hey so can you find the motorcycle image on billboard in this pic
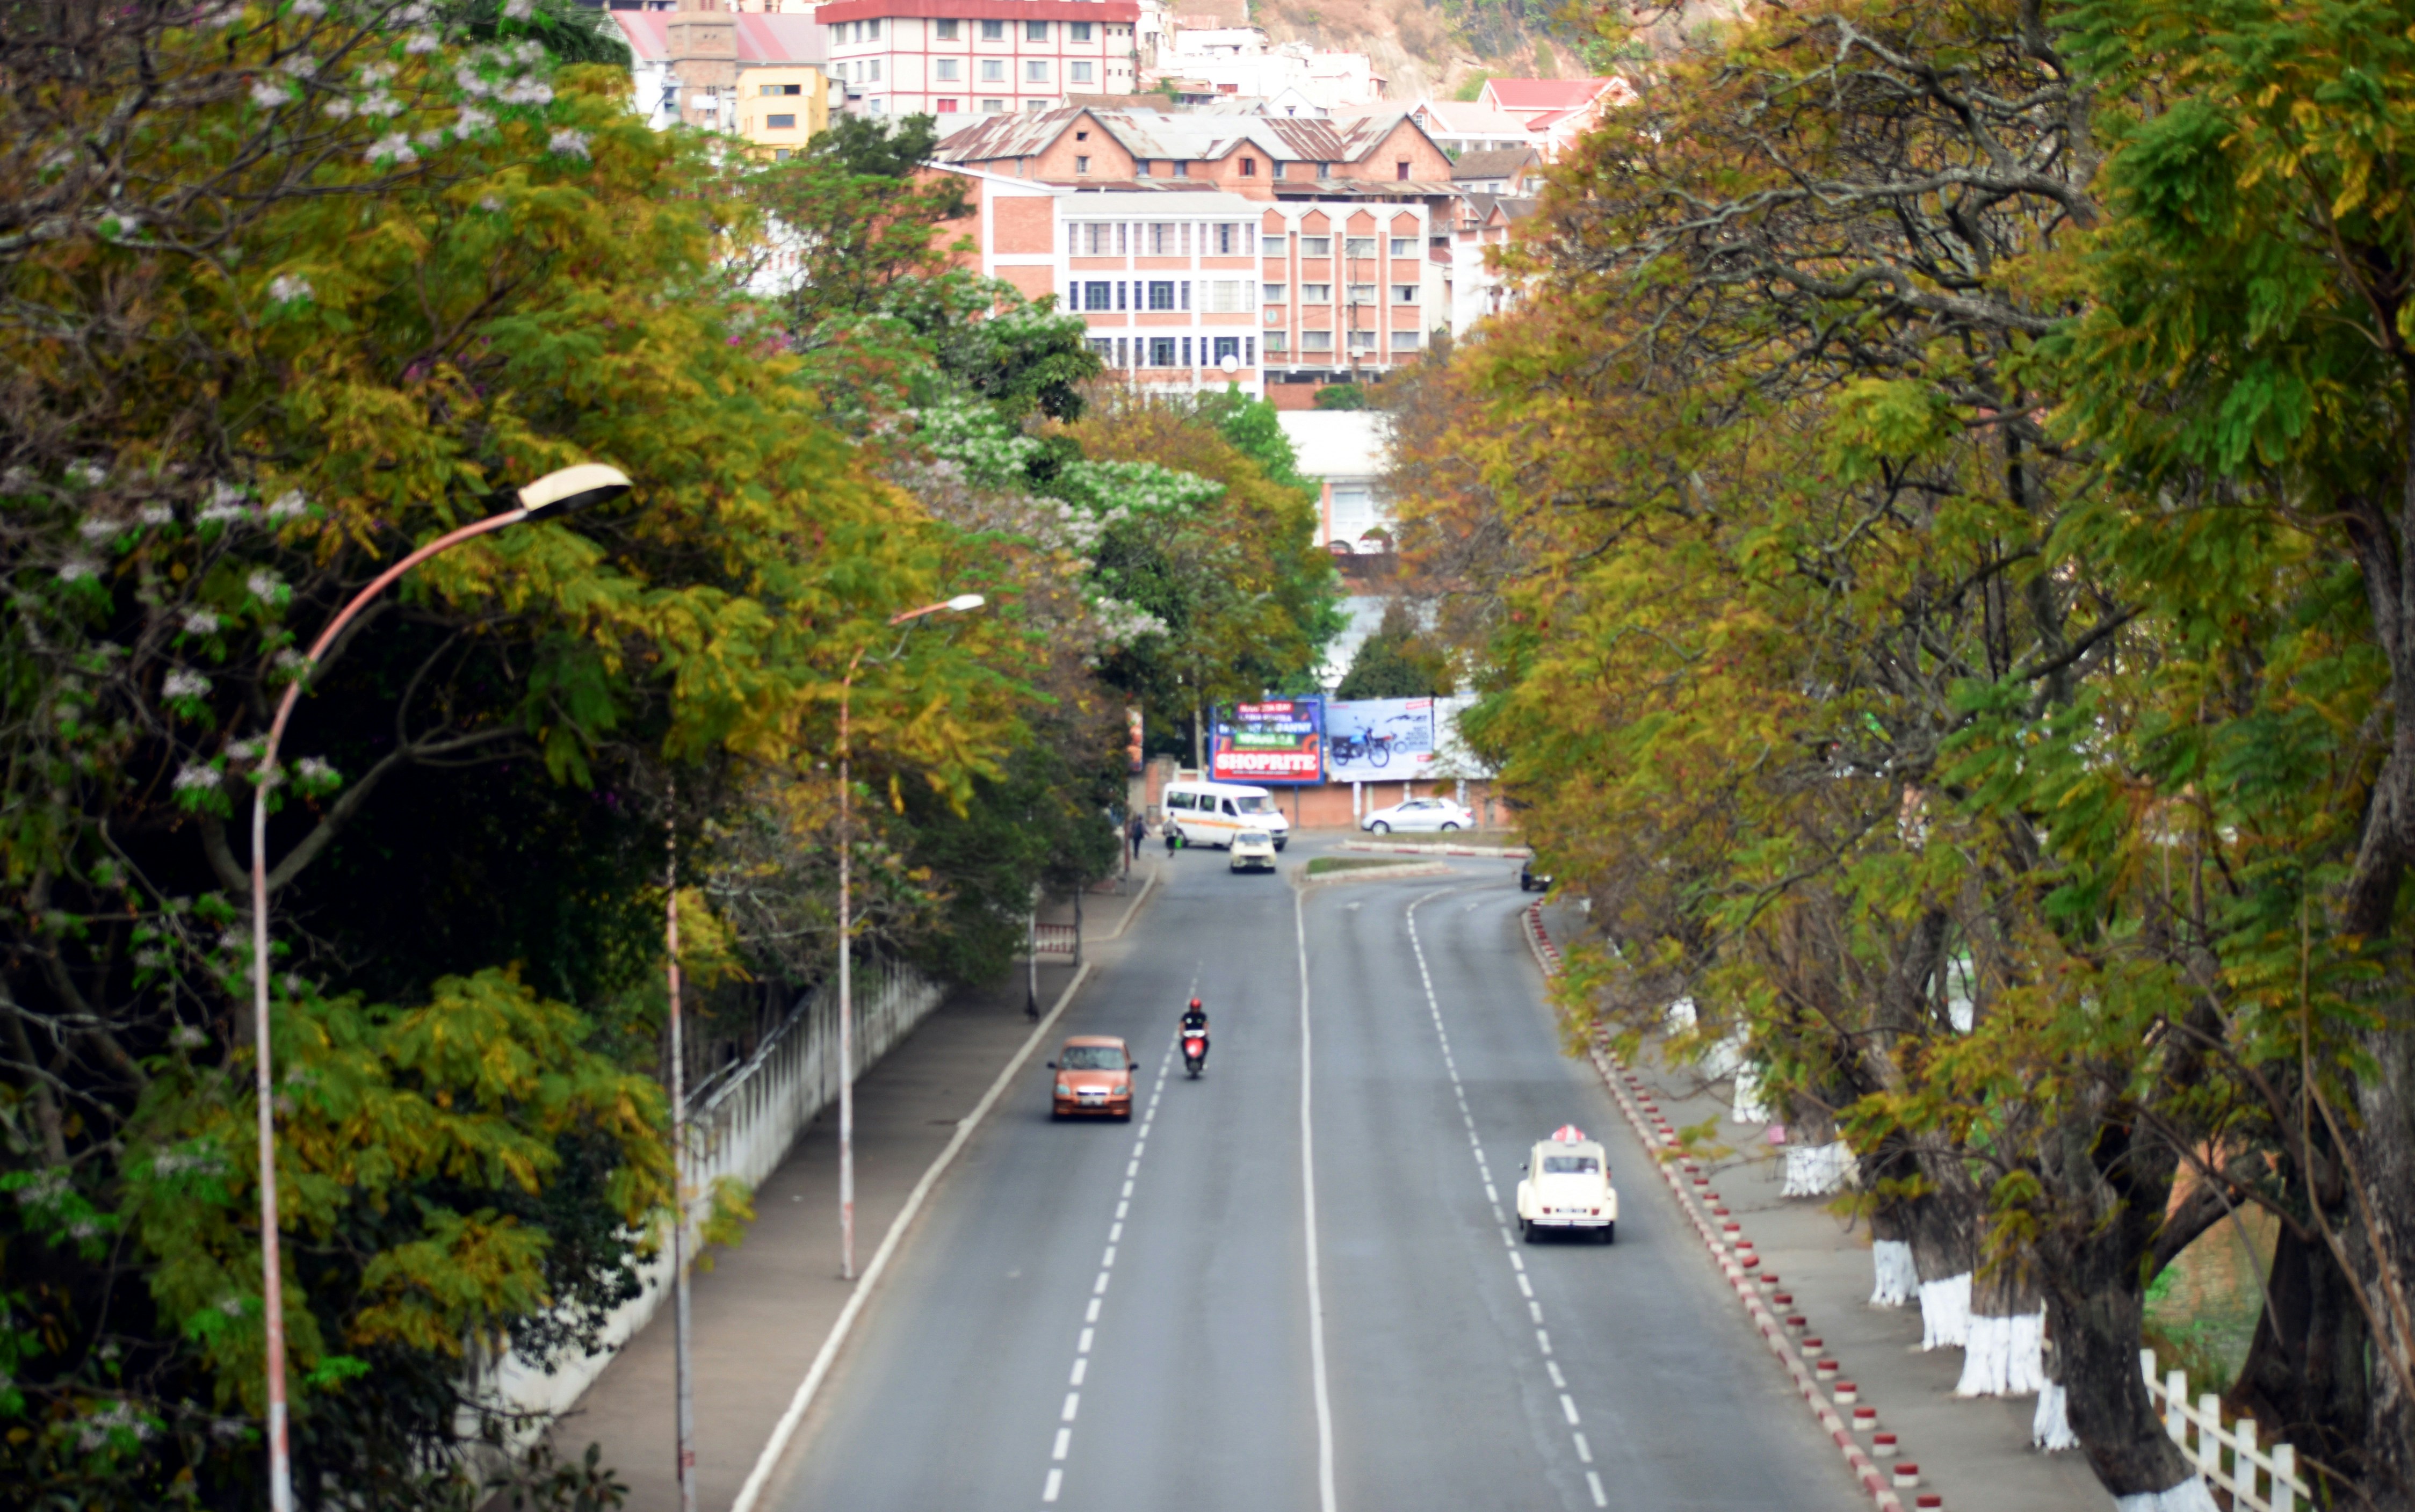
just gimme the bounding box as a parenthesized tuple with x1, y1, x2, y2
(1210, 699, 1324, 785)
(1324, 697, 1437, 782)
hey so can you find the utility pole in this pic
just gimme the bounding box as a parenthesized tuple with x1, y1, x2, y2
(664, 798, 697, 1512)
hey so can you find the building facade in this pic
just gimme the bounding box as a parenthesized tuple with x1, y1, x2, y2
(613, 5, 828, 143)
(819, 0, 1144, 119)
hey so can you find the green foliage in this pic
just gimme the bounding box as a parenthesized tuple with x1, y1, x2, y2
(1313, 382, 1370, 410)
(1336, 603, 1455, 699)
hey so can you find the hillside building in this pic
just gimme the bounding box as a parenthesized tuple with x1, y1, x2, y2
(814, 0, 1145, 118)
(612, 5, 829, 144)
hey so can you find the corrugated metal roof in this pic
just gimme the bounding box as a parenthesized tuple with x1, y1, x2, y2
(611, 12, 827, 66)
(1482, 77, 1615, 112)
(934, 106, 1420, 167)
(1450, 147, 1539, 180)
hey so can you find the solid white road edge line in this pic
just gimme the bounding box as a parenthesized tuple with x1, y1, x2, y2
(1296, 885, 1341, 1512)
(728, 960, 1098, 1512)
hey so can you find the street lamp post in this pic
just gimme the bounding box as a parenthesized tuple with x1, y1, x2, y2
(249, 465, 631, 1512)
(835, 592, 984, 1281)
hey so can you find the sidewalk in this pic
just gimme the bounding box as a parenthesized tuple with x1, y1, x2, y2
(550, 858, 1161, 1512)
(1535, 903, 2105, 1512)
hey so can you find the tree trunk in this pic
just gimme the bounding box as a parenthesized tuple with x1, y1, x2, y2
(1957, 1249, 2046, 1397)
(1868, 1197, 1918, 1307)
(2234, 1219, 2370, 1479)
(1904, 1149, 1982, 1350)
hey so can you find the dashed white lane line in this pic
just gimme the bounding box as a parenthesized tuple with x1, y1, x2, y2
(1406, 887, 1602, 1510)
(1044, 1041, 1176, 1505)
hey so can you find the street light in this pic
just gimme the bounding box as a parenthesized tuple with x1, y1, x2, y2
(835, 593, 985, 1280)
(248, 465, 631, 1512)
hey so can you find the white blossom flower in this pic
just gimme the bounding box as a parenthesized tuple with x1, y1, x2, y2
(79, 517, 119, 543)
(163, 670, 211, 700)
(245, 570, 286, 601)
(2, 466, 33, 491)
(396, 1, 431, 20)
(478, 193, 505, 213)
(139, 950, 171, 971)
(367, 132, 417, 166)
(360, 62, 395, 85)
(455, 105, 494, 135)
(59, 556, 100, 583)
(361, 91, 403, 119)
(290, 0, 327, 14)
(454, 65, 494, 98)
(183, 609, 221, 634)
(66, 460, 106, 488)
(266, 490, 308, 519)
(251, 81, 293, 108)
(403, 30, 439, 53)
(274, 648, 309, 675)
(502, 0, 534, 17)
(172, 764, 222, 793)
(216, 1296, 244, 1318)
(501, 79, 555, 106)
(295, 757, 339, 786)
(140, 504, 173, 525)
(226, 739, 262, 762)
(279, 53, 317, 77)
(547, 128, 590, 159)
(267, 273, 312, 303)
(513, 40, 546, 63)
(323, 97, 354, 119)
(415, 128, 446, 149)
(200, 1, 243, 26)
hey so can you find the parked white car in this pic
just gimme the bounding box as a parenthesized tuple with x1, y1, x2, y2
(1516, 1125, 1617, 1243)
(1229, 829, 1278, 873)
(1358, 797, 1475, 834)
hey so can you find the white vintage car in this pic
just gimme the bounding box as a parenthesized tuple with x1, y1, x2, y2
(1516, 1125, 1617, 1243)
(1228, 829, 1279, 873)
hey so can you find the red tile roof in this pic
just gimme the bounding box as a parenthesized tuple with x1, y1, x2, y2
(611, 12, 828, 66)
(1480, 77, 1615, 112)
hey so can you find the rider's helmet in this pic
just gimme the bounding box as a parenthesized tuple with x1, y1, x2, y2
(1188, 997, 1202, 1011)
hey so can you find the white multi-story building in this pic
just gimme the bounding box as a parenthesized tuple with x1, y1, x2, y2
(820, 1, 1144, 118)
(1160, 26, 1383, 112)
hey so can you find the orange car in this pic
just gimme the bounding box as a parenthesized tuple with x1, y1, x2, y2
(1049, 1036, 1137, 1120)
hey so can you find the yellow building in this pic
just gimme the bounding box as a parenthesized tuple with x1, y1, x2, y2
(736, 64, 830, 160)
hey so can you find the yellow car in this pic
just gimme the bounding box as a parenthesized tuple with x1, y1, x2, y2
(1228, 829, 1279, 873)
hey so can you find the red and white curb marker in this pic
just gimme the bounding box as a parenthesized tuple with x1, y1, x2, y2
(1522, 901, 1914, 1512)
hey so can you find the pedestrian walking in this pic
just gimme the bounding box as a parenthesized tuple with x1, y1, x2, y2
(1165, 820, 1180, 856)
(1127, 813, 1146, 861)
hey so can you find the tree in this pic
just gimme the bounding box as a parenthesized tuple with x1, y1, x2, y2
(1336, 603, 1454, 699)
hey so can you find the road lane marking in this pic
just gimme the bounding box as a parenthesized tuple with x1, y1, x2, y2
(1043, 1468, 1062, 1503)
(1070, 1358, 1087, 1386)
(1062, 1393, 1080, 1421)
(1093, 1272, 1110, 1294)
(1109, 1222, 1122, 1242)
(1560, 1394, 1581, 1426)
(1053, 1428, 1071, 1460)
(1085, 1297, 1100, 1322)
(1102, 1246, 1116, 1267)
(1405, 888, 1606, 1510)
(1295, 885, 1341, 1512)
(732, 961, 1097, 1512)
(1078, 1327, 1093, 1354)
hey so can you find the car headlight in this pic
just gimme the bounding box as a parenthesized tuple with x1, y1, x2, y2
(1057, 1082, 1073, 1096)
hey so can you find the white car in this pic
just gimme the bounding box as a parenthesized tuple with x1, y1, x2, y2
(1516, 1125, 1617, 1243)
(1358, 797, 1475, 834)
(1229, 829, 1278, 873)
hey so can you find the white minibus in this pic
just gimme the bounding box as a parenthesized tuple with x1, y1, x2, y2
(1162, 780, 1291, 850)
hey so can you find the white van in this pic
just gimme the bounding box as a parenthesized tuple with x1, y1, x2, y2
(1163, 780, 1291, 850)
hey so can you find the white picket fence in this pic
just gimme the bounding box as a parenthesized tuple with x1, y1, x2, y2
(478, 959, 946, 1427)
(2140, 1348, 2311, 1512)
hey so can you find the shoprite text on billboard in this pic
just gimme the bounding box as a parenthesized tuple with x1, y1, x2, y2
(1210, 699, 1324, 784)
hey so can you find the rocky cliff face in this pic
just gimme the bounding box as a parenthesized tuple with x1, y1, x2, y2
(1245, 0, 1575, 104)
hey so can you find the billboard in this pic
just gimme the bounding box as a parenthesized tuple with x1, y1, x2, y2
(1210, 698, 1324, 785)
(1325, 697, 1437, 781)
(1327, 696, 1495, 782)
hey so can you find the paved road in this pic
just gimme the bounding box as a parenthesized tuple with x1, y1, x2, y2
(767, 847, 1863, 1511)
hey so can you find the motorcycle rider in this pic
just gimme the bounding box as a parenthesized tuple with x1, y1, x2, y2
(1180, 997, 1210, 1065)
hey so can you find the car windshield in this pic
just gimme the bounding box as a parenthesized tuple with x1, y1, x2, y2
(1061, 1046, 1126, 1070)
(1237, 831, 1271, 844)
(1542, 1154, 1601, 1175)
(1232, 794, 1276, 814)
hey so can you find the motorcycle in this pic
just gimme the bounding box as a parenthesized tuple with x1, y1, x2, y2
(1182, 1030, 1209, 1077)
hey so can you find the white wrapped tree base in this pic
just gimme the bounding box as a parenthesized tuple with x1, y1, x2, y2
(2113, 1477, 2219, 1512)
(1955, 1308, 2046, 1395)
(1782, 1141, 1852, 1197)
(1732, 1060, 1771, 1123)
(2031, 1380, 2079, 1451)
(1919, 1271, 1973, 1350)
(1870, 1240, 1917, 1306)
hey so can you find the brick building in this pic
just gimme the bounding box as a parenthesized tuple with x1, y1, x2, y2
(819, 0, 1145, 119)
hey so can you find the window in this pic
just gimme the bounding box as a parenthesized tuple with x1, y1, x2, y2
(1272, 161, 1287, 179)
(1172, 161, 1189, 177)
(1182, 336, 1194, 366)
(1392, 330, 1422, 350)
(936, 18, 959, 39)
(936, 97, 959, 112)
(1024, 97, 1045, 113)
(1393, 285, 1419, 303)
(850, 20, 862, 41)
(1146, 222, 1175, 254)
(760, 83, 800, 96)
(1349, 330, 1377, 349)
(1076, 129, 1089, 140)
(1316, 161, 1331, 178)
(1344, 237, 1375, 258)
(1026, 19, 1049, 40)
(981, 18, 1003, 39)
(1147, 281, 1175, 310)
(1265, 330, 1288, 353)
(982, 98, 1006, 112)
(1396, 160, 1411, 180)
(1083, 280, 1112, 307)
(936, 58, 959, 79)
(980, 59, 1004, 81)
(765, 113, 796, 129)
(1134, 160, 1150, 177)
(1347, 284, 1375, 304)
(1205, 280, 1249, 312)
(1075, 155, 1090, 173)
(866, 60, 880, 82)
(1024, 59, 1049, 82)
(773, 148, 792, 161)
(1390, 237, 1414, 256)
(1300, 283, 1331, 303)
(1149, 337, 1177, 366)
(1212, 335, 1241, 364)
(1072, 61, 1093, 83)
(1299, 235, 1331, 256)
(1263, 283, 1287, 303)
(1239, 157, 1256, 177)
(1071, 20, 1093, 40)
(1211, 222, 1240, 255)
(1302, 330, 1333, 352)
(1262, 235, 1286, 256)
(1088, 338, 1112, 359)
